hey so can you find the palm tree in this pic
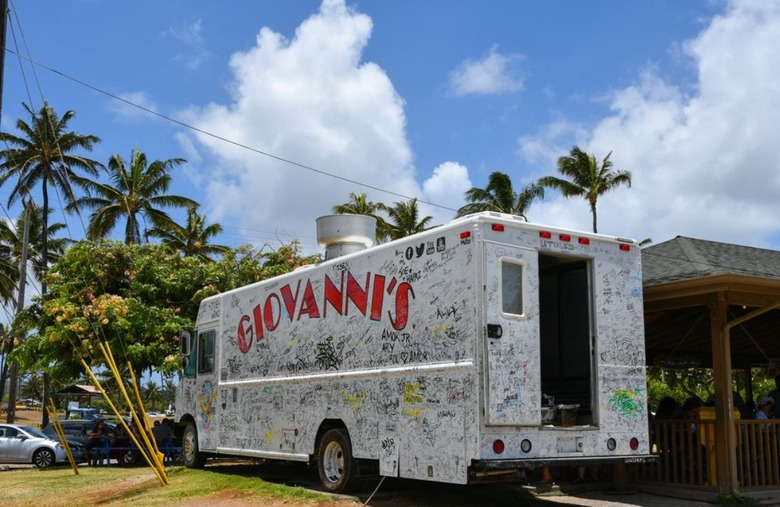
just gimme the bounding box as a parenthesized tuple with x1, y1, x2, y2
(377, 198, 433, 240)
(0, 102, 102, 291)
(0, 103, 101, 429)
(456, 171, 544, 219)
(0, 202, 71, 283)
(143, 379, 164, 412)
(538, 146, 632, 233)
(332, 192, 388, 242)
(0, 232, 16, 303)
(68, 148, 196, 244)
(148, 204, 228, 261)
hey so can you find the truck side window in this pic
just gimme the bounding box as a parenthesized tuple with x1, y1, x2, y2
(501, 260, 524, 316)
(198, 330, 216, 374)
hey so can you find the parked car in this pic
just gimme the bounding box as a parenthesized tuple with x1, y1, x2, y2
(0, 423, 83, 468)
(43, 418, 134, 465)
(42, 418, 110, 447)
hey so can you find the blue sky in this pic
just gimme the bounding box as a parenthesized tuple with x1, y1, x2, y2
(2, 0, 779, 255)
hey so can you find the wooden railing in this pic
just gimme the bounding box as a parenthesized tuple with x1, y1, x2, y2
(631, 419, 780, 491)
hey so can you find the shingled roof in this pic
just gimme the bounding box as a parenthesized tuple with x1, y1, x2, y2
(642, 236, 780, 287)
(642, 235, 780, 369)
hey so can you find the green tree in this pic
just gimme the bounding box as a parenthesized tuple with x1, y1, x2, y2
(538, 146, 632, 233)
(332, 192, 388, 242)
(456, 171, 544, 219)
(68, 148, 196, 244)
(148, 204, 228, 262)
(0, 102, 102, 291)
(13, 240, 320, 383)
(377, 198, 433, 240)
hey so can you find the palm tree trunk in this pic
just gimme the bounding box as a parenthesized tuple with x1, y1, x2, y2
(591, 202, 598, 233)
(41, 183, 51, 428)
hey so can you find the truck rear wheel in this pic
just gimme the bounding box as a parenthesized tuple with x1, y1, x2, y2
(182, 420, 206, 468)
(317, 428, 356, 493)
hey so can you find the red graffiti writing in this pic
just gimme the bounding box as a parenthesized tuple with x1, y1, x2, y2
(236, 271, 414, 353)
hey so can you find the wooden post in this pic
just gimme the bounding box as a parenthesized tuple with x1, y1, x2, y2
(710, 293, 738, 495)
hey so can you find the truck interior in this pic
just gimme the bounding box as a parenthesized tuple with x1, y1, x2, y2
(538, 253, 594, 426)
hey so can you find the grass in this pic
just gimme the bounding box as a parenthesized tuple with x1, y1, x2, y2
(0, 464, 355, 507)
(2, 410, 355, 505)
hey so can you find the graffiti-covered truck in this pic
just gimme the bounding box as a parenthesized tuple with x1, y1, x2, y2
(175, 212, 652, 492)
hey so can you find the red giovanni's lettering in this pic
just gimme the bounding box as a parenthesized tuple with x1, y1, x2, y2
(236, 271, 414, 354)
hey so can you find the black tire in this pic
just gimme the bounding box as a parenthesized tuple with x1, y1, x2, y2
(181, 420, 206, 468)
(33, 448, 55, 469)
(317, 428, 356, 493)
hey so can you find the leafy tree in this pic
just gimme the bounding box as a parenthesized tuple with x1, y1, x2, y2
(13, 240, 320, 383)
(148, 204, 228, 262)
(0, 102, 102, 291)
(68, 148, 196, 244)
(456, 171, 544, 219)
(332, 192, 388, 242)
(538, 146, 631, 233)
(377, 198, 433, 240)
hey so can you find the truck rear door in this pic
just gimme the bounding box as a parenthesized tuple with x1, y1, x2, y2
(483, 241, 541, 426)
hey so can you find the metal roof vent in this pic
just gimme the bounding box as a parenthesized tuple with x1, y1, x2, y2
(316, 214, 376, 260)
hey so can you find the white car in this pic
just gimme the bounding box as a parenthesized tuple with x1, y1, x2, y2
(0, 423, 75, 468)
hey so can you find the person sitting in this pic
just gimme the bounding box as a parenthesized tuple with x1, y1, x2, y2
(756, 396, 774, 421)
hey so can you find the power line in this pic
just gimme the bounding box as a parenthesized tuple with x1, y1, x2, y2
(1, 47, 459, 215)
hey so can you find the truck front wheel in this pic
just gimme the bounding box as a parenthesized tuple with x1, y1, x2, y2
(317, 428, 356, 493)
(182, 420, 206, 468)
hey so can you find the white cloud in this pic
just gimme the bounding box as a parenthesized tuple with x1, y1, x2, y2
(448, 45, 525, 96)
(164, 19, 208, 70)
(181, 0, 427, 250)
(520, 0, 780, 248)
(420, 161, 472, 225)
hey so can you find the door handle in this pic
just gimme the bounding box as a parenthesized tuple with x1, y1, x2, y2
(487, 324, 503, 339)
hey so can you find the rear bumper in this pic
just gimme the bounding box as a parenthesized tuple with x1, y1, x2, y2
(471, 454, 657, 472)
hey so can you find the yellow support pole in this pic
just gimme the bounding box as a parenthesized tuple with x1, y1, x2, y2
(100, 342, 167, 481)
(128, 361, 166, 472)
(45, 402, 79, 475)
(81, 357, 167, 486)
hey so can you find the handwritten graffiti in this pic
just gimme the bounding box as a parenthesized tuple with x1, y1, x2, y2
(436, 304, 458, 320)
(381, 437, 396, 457)
(285, 355, 309, 373)
(608, 388, 642, 418)
(600, 337, 645, 366)
(314, 336, 344, 370)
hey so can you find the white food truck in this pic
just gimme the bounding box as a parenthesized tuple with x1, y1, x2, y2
(175, 212, 651, 492)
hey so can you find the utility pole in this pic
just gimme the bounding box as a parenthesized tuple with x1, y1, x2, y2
(6, 204, 30, 424)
